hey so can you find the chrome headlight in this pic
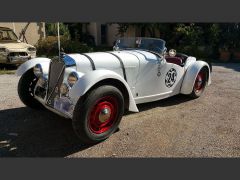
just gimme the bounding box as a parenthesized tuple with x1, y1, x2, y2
(33, 64, 43, 77)
(37, 76, 47, 88)
(67, 72, 79, 87)
(0, 48, 6, 53)
(60, 83, 69, 96)
(28, 47, 36, 51)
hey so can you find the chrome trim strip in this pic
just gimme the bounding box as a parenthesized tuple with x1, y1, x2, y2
(105, 52, 127, 81)
(81, 53, 96, 70)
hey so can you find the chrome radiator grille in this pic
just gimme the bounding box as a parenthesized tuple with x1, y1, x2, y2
(8, 52, 28, 57)
(46, 58, 65, 107)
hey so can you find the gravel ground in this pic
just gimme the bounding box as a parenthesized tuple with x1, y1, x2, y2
(0, 63, 239, 157)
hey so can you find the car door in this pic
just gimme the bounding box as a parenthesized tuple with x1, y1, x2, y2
(134, 53, 184, 104)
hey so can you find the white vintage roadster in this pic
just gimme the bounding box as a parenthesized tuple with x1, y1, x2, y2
(16, 37, 211, 144)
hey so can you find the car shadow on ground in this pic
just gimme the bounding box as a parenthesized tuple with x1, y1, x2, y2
(0, 64, 18, 70)
(125, 94, 193, 116)
(0, 94, 192, 157)
(0, 107, 92, 157)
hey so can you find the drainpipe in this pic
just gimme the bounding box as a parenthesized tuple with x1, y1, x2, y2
(12, 22, 16, 33)
(43, 22, 46, 39)
(57, 22, 61, 59)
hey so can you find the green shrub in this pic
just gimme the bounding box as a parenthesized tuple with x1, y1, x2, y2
(176, 45, 212, 59)
(93, 45, 113, 52)
(36, 36, 93, 57)
(45, 23, 70, 38)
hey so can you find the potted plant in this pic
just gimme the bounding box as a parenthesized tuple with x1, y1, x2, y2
(232, 47, 240, 60)
(219, 46, 231, 62)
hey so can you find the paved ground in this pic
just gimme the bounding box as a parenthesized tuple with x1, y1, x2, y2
(0, 63, 239, 157)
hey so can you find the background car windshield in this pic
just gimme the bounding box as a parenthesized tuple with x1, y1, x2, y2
(0, 30, 18, 41)
(115, 37, 166, 54)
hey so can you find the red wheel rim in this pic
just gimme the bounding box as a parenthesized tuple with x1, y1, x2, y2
(88, 96, 118, 134)
(194, 71, 205, 92)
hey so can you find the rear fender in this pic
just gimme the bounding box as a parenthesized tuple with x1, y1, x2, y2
(181, 60, 211, 94)
(69, 69, 139, 112)
(16, 58, 51, 76)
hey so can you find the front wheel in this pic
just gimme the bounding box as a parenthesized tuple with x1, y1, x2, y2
(18, 69, 43, 109)
(190, 69, 208, 98)
(72, 85, 124, 144)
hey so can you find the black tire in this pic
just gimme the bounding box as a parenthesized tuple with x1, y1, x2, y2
(72, 85, 124, 144)
(190, 68, 208, 98)
(18, 69, 43, 109)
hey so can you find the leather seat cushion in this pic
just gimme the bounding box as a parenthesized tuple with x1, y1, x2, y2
(165, 56, 182, 66)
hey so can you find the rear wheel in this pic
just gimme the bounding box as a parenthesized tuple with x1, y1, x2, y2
(190, 69, 208, 98)
(18, 69, 43, 109)
(72, 85, 124, 144)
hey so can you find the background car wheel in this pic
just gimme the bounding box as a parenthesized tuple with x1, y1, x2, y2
(190, 68, 208, 98)
(72, 85, 124, 144)
(18, 69, 43, 109)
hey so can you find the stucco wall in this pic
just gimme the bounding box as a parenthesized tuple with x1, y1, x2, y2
(107, 24, 120, 46)
(0, 22, 45, 46)
(124, 26, 137, 37)
(87, 22, 102, 46)
(87, 23, 138, 46)
(88, 23, 121, 46)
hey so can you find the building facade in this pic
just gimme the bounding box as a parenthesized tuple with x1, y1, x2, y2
(87, 23, 160, 46)
(0, 22, 46, 46)
(87, 23, 120, 46)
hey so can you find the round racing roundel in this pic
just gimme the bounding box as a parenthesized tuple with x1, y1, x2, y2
(165, 68, 177, 88)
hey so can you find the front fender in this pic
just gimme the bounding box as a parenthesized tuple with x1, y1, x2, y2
(69, 69, 139, 112)
(181, 60, 211, 94)
(16, 57, 51, 76)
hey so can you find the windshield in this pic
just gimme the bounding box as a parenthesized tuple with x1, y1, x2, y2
(0, 30, 18, 42)
(115, 37, 166, 54)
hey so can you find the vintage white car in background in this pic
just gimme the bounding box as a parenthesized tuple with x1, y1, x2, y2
(16, 37, 211, 144)
(0, 27, 36, 65)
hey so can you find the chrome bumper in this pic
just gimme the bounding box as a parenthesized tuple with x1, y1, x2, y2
(0, 52, 36, 64)
(34, 77, 75, 119)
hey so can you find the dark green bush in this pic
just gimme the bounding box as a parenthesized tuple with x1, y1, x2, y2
(36, 36, 93, 57)
(176, 45, 213, 60)
(93, 45, 113, 52)
(45, 23, 70, 38)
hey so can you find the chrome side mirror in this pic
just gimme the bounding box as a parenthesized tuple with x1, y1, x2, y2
(113, 46, 119, 51)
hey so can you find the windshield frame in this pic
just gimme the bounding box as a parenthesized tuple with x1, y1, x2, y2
(0, 29, 19, 42)
(114, 37, 167, 55)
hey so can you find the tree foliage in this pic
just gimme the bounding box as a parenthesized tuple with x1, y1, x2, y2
(115, 23, 240, 58)
(44, 22, 240, 59)
(45, 23, 70, 38)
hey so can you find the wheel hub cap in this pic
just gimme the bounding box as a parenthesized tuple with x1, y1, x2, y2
(99, 107, 111, 123)
(194, 72, 205, 91)
(196, 77, 202, 89)
(88, 96, 118, 134)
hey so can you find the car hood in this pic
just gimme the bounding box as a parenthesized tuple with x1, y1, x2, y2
(0, 42, 34, 50)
